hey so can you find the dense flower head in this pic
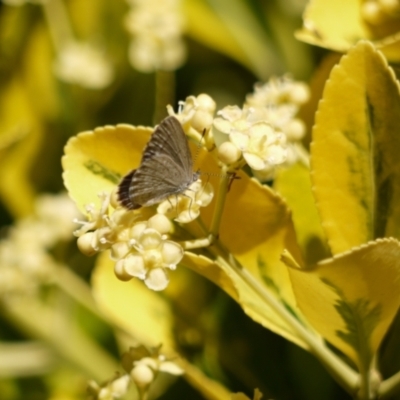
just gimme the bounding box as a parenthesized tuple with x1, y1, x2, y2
(0, 193, 80, 299)
(246, 75, 310, 108)
(244, 76, 309, 144)
(212, 106, 288, 178)
(230, 122, 287, 173)
(125, 0, 186, 72)
(211, 76, 309, 180)
(74, 179, 213, 291)
(53, 42, 114, 89)
(114, 219, 183, 291)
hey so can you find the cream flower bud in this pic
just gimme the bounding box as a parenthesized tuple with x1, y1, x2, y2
(147, 214, 172, 234)
(218, 141, 242, 164)
(284, 119, 305, 141)
(289, 82, 310, 105)
(191, 110, 214, 133)
(362, 1, 386, 24)
(114, 259, 133, 281)
(196, 93, 216, 113)
(131, 364, 154, 388)
(77, 232, 97, 256)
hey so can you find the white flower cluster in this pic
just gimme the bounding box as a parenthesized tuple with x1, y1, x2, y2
(168, 76, 310, 181)
(88, 345, 183, 400)
(53, 42, 114, 89)
(75, 178, 213, 291)
(213, 106, 287, 181)
(125, 0, 186, 72)
(0, 193, 79, 299)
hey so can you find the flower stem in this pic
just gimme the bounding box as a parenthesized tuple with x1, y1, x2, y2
(209, 167, 230, 238)
(53, 265, 102, 317)
(2, 297, 118, 380)
(42, 0, 74, 52)
(153, 70, 175, 125)
(211, 239, 360, 395)
(379, 370, 400, 398)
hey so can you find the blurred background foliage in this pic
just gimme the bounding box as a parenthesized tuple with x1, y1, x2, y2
(0, 0, 351, 399)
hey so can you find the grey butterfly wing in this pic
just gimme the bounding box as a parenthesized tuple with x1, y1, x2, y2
(141, 116, 193, 172)
(118, 169, 140, 209)
(117, 116, 196, 209)
(128, 153, 195, 207)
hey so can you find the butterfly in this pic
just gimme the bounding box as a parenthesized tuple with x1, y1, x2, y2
(118, 116, 199, 210)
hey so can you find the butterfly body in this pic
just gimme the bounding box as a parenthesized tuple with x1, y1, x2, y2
(118, 116, 199, 210)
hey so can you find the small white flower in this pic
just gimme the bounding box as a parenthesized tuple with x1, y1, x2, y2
(74, 193, 110, 236)
(131, 362, 155, 388)
(230, 122, 287, 171)
(116, 225, 183, 291)
(167, 94, 216, 133)
(217, 141, 242, 165)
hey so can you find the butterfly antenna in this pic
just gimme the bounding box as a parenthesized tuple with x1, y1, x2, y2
(192, 127, 207, 166)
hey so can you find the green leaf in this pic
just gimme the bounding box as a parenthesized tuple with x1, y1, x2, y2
(184, 0, 281, 79)
(295, 0, 367, 53)
(92, 253, 232, 400)
(286, 238, 400, 369)
(62, 124, 152, 212)
(274, 163, 330, 265)
(0, 76, 41, 217)
(296, 0, 400, 61)
(311, 41, 400, 254)
(92, 252, 176, 349)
